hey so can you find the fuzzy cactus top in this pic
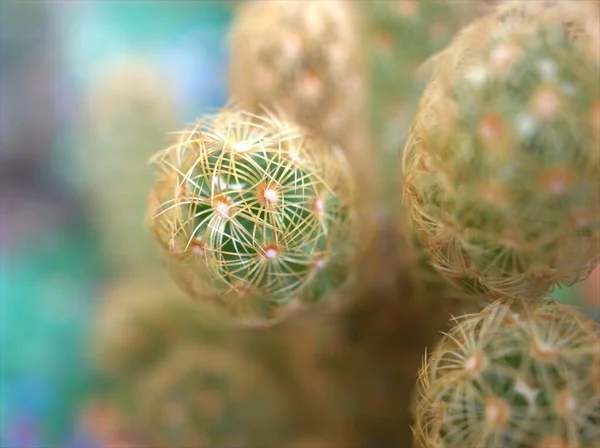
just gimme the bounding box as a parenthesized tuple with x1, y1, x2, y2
(402, 0, 600, 301)
(228, 0, 366, 150)
(147, 108, 357, 322)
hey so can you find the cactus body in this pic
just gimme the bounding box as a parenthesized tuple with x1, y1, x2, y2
(229, 0, 366, 149)
(148, 108, 357, 321)
(79, 57, 179, 273)
(402, 1, 600, 300)
(93, 275, 293, 447)
(414, 297, 600, 448)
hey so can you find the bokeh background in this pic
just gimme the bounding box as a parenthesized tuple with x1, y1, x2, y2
(0, 1, 597, 447)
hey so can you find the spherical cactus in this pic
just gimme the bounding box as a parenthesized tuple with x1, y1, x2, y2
(93, 275, 293, 447)
(402, 1, 600, 300)
(147, 108, 357, 322)
(228, 0, 366, 149)
(414, 297, 600, 448)
(79, 56, 179, 274)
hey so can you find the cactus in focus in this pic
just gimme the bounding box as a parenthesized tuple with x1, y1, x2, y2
(147, 108, 357, 322)
(93, 275, 294, 447)
(229, 0, 366, 150)
(79, 57, 179, 274)
(402, 0, 600, 300)
(414, 297, 600, 448)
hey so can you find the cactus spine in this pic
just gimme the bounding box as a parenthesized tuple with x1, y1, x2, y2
(147, 108, 357, 321)
(402, 0, 600, 300)
(414, 297, 600, 448)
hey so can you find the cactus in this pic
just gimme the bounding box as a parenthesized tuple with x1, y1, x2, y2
(92, 275, 294, 447)
(402, 0, 600, 300)
(414, 297, 600, 448)
(147, 108, 357, 322)
(79, 57, 179, 274)
(229, 0, 366, 150)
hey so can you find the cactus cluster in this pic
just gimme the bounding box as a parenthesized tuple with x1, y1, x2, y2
(89, 1, 600, 447)
(402, 0, 600, 300)
(147, 108, 357, 322)
(415, 298, 600, 448)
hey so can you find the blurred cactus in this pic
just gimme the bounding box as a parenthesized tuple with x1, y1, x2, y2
(361, 0, 486, 161)
(229, 0, 366, 150)
(93, 275, 294, 447)
(414, 297, 600, 448)
(402, 0, 600, 300)
(147, 107, 357, 322)
(79, 57, 179, 274)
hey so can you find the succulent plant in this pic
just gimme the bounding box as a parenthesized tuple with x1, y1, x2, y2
(229, 0, 366, 150)
(414, 297, 600, 448)
(92, 275, 293, 447)
(147, 108, 357, 322)
(79, 57, 179, 274)
(402, 0, 600, 300)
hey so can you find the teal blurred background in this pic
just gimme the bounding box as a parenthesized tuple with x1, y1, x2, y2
(0, 1, 597, 447)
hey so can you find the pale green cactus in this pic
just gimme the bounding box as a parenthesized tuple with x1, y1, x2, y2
(147, 108, 357, 322)
(402, 0, 600, 300)
(93, 275, 294, 448)
(79, 56, 179, 274)
(414, 297, 600, 448)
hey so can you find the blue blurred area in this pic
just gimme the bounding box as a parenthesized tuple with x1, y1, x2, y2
(1, 1, 234, 445)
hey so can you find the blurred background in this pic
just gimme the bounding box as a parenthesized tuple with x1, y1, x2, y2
(0, 1, 597, 447)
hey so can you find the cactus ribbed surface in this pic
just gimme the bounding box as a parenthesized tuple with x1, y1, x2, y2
(147, 108, 357, 321)
(80, 57, 179, 273)
(414, 298, 600, 448)
(402, 0, 600, 300)
(229, 0, 366, 150)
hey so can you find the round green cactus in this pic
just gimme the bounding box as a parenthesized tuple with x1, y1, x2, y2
(147, 108, 357, 321)
(402, 1, 600, 300)
(414, 297, 600, 448)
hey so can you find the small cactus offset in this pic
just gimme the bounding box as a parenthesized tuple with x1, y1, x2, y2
(229, 0, 366, 149)
(402, 1, 600, 300)
(414, 298, 600, 448)
(79, 57, 179, 273)
(148, 107, 357, 322)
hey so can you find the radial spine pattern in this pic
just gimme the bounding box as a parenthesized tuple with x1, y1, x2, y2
(414, 298, 600, 448)
(148, 108, 356, 321)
